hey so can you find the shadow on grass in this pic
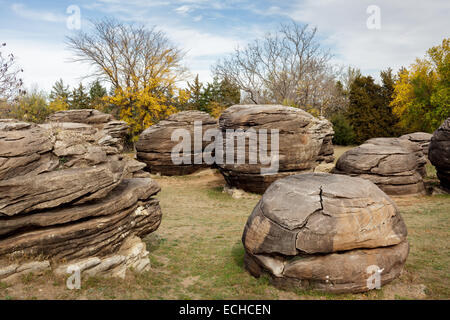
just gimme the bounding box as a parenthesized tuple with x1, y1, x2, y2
(144, 233, 167, 253)
(231, 241, 245, 269)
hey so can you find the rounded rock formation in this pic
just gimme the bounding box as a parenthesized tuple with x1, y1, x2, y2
(333, 137, 427, 196)
(428, 118, 450, 190)
(218, 105, 334, 194)
(0, 119, 162, 282)
(242, 173, 409, 293)
(400, 132, 433, 157)
(135, 111, 217, 176)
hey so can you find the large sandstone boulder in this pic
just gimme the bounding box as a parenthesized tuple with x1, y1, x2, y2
(47, 109, 113, 124)
(136, 111, 217, 175)
(45, 109, 130, 152)
(242, 173, 409, 293)
(0, 119, 162, 281)
(429, 118, 450, 190)
(218, 105, 334, 194)
(400, 132, 433, 157)
(333, 137, 427, 196)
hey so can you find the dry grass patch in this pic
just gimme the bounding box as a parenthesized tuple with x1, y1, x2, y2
(1, 150, 448, 300)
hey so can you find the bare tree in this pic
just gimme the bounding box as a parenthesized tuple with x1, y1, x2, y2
(213, 22, 342, 115)
(66, 18, 187, 92)
(0, 43, 24, 103)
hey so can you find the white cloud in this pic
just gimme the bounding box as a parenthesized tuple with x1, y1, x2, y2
(6, 0, 448, 91)
(285, 0, 450, 77)
(161, 26, 244, 82)
(11, 3, 66, 23)
(163, 26, 242, 58)
(175, 5, 192, 15)
(1, 35, 93, 93)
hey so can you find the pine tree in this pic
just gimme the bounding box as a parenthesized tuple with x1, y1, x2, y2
(218, 77, 240, 106)
(49, 79, 70, 103)
(379, 68, 402, 136)
(346, 71, 401, 144)
(88, 79, 108, 111)
(187, 74, 206, 111)
(70, 83, 90, 109)
(89, 80, 107, 101)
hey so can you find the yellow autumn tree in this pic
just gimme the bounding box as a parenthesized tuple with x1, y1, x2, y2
(391, 38, 450, 132)
(109, 78, 189, 138)
(67, 18, 188, 139)
(10, 89, 68, 123)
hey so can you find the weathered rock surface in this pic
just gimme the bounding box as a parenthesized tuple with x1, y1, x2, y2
(47, 109, 113, 124)
(53, 236, 152, 279)
(333, 137, 427, 196)
(0, 236, 151, 283)
(242, 173, 409, 293)
(218, 105, 334, 193)
(0, 260, 51, 284)
(428, 118, 450, 190)
(45, 109, 130, 152)
(0, 119, 162, 280)
(136, 111, 217, 175)
(400, 132, 433, 157)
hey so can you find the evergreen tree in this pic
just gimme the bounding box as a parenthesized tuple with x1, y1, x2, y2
(379, 68, 402, 135)
(218, 77, 240, 106)
(49, 79, 70, 103)
(186, 74, 206, 111)
(346, 71, 401, 144)
(70, 83, 90, 109)
(201, 77, 240, 116)
(89, 80, 107, 101)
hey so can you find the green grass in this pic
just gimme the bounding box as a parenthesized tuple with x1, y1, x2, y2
(399, 195, 450, 298)
(0, 149, 448, 300)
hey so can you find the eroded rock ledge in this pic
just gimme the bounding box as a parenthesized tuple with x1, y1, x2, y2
(0, 119, 162, 282)
(45, 109, 130, 152)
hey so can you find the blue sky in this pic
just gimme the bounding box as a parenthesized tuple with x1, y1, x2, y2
(1, 0, 449, 93)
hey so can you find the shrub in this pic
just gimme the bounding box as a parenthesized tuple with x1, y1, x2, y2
(331, 113, 356, 146)
(9, 89, 67, 123)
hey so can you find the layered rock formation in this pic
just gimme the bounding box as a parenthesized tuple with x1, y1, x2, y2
(400, 132, 433, 157)
(0, 119, 162, 282)
(428, 118, 450, 190)
(218, 105, 334, 194)
(242, 173, 409, 293)
(45, 109, 130, 152)
(333, 137, 427, 196)
(136, 111, 217, 175)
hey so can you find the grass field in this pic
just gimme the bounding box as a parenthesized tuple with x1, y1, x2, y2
(0, 148, 449, 300)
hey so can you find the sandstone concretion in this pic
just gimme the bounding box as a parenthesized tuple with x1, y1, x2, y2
(45, 109, 130, 152)
(218, 105, 334, 194)
(136, 111, 217, 175)
(333, 137, 427, 196)
(400, 132, 433, 157)
(242, 173, 409, 293)
(0, 119, 162, 280)
(428, 118, 450, 190)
